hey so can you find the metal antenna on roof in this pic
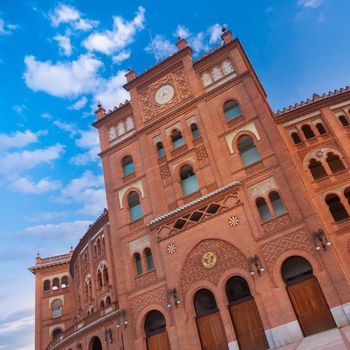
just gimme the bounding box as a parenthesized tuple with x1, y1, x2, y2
(147, 25, 159, 64)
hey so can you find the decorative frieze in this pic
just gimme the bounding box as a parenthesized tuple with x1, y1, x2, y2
(201, 59, 235, 88)
(128, 235, 150, 255)
(248, 176, 278, 199)
(108, 116, 135, 143)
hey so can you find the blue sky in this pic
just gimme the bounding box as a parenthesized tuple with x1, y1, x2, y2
(0, 0, 349, 349)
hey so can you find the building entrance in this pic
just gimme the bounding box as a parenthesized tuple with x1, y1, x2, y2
(145, 310, 171, 350)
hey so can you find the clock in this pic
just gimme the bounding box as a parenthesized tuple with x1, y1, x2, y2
(155, 84, 175, 105)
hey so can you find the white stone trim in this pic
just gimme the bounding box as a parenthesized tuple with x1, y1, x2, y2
(166, 121, 182, 136)
(247, 176, 278, 199)
(228, 340, 239, 350)
(128, 235, 151, 255)
(118, 180, 145, 209)
(49, 323, 65, 334)
(205, 72, 237, 93)
(330, 100, 350, 109)
(282, 111, 320, 127)
(152, 135, 162, 144)
(225, 122, 260, 154)
(49, 295, 64, 308)
(186, 116, 197, 125)
(331, 303, 350, 327)
(265, 320, 303, 348)
(170, 156, 195, 173)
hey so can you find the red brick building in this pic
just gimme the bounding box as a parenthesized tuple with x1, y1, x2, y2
(30, 29, 350, 350)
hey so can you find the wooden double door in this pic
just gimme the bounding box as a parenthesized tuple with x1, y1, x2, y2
(229, 297, 269, 350)
(196, 310, 229, 350)
(287, 277, 336, 336)
(146, 330, 171, 350)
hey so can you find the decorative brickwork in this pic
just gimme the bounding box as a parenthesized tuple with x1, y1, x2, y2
(195, 146, 208, 161)
(138, 66, 193, 121)
(160, 164, 171, 179)
(129, 285, 167, 322)
(261, 230, 314, 271)
(180, 239, 248, 297)
(261, 214, 293, 236)
(135, 270, 157, 288)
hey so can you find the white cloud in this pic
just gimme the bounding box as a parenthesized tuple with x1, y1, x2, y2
(0, 315, 34, 335)
(70, 128, 100, 165)
(93, 70, 129, 110)
(208, 23, 224, 44)
(0, 130, 44, 150)
(12, 104, 26, 115)
(112, 50, 131, 64)
(53, 34, 72, 56)
(1, 144, 64, 176)
(0, 18, 17, 35)
(298, 0, 323, 8)
(8, 177, 61, 194)
(49, 3, 98, 31)
(175, 25, 191, 39)
(145, 34, 176, 59)
(68, 96, 88, 110)
(24, 220, 91, 240)
(53, 120, 79, 137)
(83, 6, 145, 54)
(41, 112, 52, 120)
(189, 32, 209, 53)
(23, 54, 103, 98)
(58, 170, 106, 215)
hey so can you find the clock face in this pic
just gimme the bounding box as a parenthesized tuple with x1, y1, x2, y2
(155, 84, 175, 105)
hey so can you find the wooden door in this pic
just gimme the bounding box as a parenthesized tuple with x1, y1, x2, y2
(147, 330, 171, 350)
(196, 311, 229, 350)
(287, 277, 336, 336)
(229, 298, 268, 350)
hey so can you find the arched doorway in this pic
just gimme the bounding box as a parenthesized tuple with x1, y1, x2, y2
(194, 289, 228, 350)
(281, 256, 335, 336)
(226, 276, 268, 350)
(145, 310, 171, 350)
(89, 336, 102, 350)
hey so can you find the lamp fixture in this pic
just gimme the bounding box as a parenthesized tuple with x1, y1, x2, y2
(166, 288, 181, 308)
(116, 309, 128, 329)
(313, 229, 331, 251)
(248, 255, 264, 276)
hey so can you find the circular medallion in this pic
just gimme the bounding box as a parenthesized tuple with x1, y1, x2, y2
(228, 216, 239, 228)
(155, 84, 175, 105)
(316, 150, 323, 158)
(167, 243, 176, 254)
(201, 252, 217, 269)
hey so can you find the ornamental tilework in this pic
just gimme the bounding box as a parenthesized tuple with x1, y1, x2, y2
(128, 235, 150, 255)
(129, 285, 167, 322)
(248, 177, 278, 199)
(261, 230, 314, 271)
(180, 239, 248, 297)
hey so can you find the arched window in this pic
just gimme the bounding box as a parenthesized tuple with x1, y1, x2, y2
(103, 266, 109, 284)
(128, 191, 142, 221)
(301, 124, 315, 139)
(325, 194, 349, 222)
(226, 276, 251, 304)
(97, 270, 102, 288)
(156, 141, 165, 157)
(194, 289, 218, 316)
(134, 253, 143, 275)
(315, 123, 327, 135)
(97, 239, 101, 255)
(89, 336, 103, 350)
(100, 300, 105, 309)
(326, 152, 346, 173)
(122, 156, 135, 176)
(61, 276, 69, 288)
(345, 187, 350, 206)
(144, 248, 154, 270)
(281, 256, 313, 284)
(145, 310, 166, 336)
(309, 159, 328, 180)
(269, 191, 287, 216)
(171, 129, 185, 149)
(237, 135, 261, 166)
(339, 115, 350, 127)
(224, 100, 242, 121)
(190, 123, 200, 138)
(256, 197, 272, 222)
(52, 277, 59, 290)
(291, 132, 302, 144)
(43, 280, 50, 292)
(52, 328, 62, 339)
(52, 299, 62, 318)
(180, 165, 199, 196)
(106, 296, 111, 305)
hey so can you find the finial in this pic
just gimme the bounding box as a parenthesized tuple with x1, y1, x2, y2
(178, 36, 182, 40)
(97, 101, 102, 108)
(37, 251, 40, 257)
(128, 67, 132, 71)
(221, 26, 226, 33)
(70, 246, 73, 251)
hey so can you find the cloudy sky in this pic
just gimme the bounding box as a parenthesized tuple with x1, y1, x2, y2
(0, 0, 349, 349)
